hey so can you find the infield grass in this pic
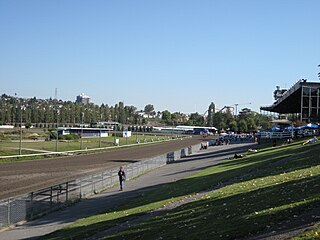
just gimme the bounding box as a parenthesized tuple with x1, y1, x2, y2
(0, 134, 179, 162)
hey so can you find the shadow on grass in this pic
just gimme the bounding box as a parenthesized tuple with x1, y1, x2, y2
(43, 174, 320, 240)
(41, 143, 320, 240)
(103, 175, 320, 240)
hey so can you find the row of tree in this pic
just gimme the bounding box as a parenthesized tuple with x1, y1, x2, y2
(0, 94, 148, 126)
(0, 94, 271, 132)
(161, 102, 271, 132)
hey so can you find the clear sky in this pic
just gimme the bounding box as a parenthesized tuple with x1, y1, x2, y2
(0, 0, 319, 114)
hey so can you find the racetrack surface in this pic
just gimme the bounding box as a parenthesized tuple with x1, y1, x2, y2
(0, 137, 205, 200)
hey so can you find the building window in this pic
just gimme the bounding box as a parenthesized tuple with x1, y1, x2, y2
(303, 87, 310, 97)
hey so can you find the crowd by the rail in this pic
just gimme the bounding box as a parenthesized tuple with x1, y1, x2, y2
(200, 133, 255, 150)
(213, 133, 255, 146)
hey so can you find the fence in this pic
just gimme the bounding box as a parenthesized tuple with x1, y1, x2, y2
(0, 143, 200, 228)
(256, 131, 293, 139)
(0, 136, 190, 160)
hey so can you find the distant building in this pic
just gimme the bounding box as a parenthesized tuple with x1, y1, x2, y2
(58, 127, 109, 138)
(76, 93, 90, 104)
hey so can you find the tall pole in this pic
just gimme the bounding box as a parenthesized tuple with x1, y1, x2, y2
(80, 112, 84, 149)
(56, 110, 59, 152)
(19, 106, 22, 155)
(99, 114, 102, 148)
(113, 124, 116, 145)
(55, 88, 58, 152)
(136, 126, 138, 143)
(235, 104, 238, 117)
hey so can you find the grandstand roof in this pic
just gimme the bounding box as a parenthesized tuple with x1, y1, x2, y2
(260, 80, 320, 114)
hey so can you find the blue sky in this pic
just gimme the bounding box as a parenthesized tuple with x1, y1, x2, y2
(0, 0, 319, 114)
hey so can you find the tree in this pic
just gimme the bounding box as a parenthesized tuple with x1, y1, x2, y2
(118, 101, 126, 124)
(238, 119, 248, 132)
(25, 122, 32, 130)
(144, 104, 154, 118)
(212, 112, 225, 130)
(228, 120, 238, 132)
(246, 117, 257, 132)
(161, 110, 172, 125)
(189, 113, 205, 126)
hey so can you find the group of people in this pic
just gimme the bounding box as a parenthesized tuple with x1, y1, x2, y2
(214, 133, 255, 146)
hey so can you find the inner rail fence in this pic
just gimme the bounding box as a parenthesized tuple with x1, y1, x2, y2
(0, 143, 200, 229)
(0, 135, 189, 160)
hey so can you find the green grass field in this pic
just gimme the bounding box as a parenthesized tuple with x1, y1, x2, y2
(0, 134, 175, 155)
(0, 133, 179, 162)
(42, 138, 320, 240)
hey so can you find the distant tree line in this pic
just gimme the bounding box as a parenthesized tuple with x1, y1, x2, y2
(0, 94, 271, 132)
(0, 94, 143, 127)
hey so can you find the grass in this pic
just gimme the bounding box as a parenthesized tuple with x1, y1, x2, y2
(0, 134, 179, 161)
(293, 224, 320, 239)
(42, 139, 320, 240)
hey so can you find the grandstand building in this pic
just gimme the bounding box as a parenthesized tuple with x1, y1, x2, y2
(260, 79, 320, 122)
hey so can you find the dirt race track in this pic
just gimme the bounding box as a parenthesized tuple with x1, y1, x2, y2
(0, 137, 205, 200)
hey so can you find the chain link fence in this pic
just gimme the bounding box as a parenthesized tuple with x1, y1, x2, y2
(0, 144, 200, 228)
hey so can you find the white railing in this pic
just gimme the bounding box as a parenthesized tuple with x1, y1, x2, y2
(256, 131, 293, 139)
(0, 136, 190, 159)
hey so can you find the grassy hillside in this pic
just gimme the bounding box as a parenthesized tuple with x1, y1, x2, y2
(43, 139, 320, 240)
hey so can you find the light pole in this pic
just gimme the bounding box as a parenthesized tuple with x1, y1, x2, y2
(99, 114, 102, 148)
(136, 126, 138, 143)
(56, 109, 59, 152)
(99, 128, 101, 148)
(234, 104, 239, 117)
(80, 112, 84, 149)
(113, 124, 116, 145)
(19, 106, 23, 155)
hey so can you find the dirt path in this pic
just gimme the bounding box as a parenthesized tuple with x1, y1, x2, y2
(0, 137, 204, 200)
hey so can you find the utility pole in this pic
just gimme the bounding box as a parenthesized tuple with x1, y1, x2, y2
(19, 105, 23, 155)
(80, 112, 84, 149)
(55, 88, 59, 152)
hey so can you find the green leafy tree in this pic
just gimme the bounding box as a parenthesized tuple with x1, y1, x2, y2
(161, 110, 172, 125)
(228, 120, 238, 132)
(189, 113, 205, 126)
(238, 119, 248, 132)
(144, 104, 155, 118)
